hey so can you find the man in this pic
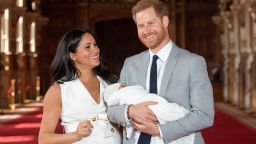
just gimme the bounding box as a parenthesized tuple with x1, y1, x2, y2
(107, 0, 214, 144)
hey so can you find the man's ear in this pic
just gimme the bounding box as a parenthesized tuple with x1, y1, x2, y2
(162, 16, 169, 27)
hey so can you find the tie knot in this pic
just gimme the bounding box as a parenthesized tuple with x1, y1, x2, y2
(152, 55, 158, 62)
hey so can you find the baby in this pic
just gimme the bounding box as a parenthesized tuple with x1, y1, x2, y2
(104, 83, 195, 144)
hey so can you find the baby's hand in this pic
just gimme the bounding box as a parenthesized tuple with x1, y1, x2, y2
(76, 120, 93, 140)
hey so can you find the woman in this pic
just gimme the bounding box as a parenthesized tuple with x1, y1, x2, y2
(38, 28, 121, 144)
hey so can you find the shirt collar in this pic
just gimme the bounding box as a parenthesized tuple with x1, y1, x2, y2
(149, 40, 173, 63)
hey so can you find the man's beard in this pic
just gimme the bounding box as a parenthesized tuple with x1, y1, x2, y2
(139, 30, 166, 49)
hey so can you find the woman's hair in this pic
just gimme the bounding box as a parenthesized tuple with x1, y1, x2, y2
(50, 28, 117, 84)
(132, 0, 169, 21)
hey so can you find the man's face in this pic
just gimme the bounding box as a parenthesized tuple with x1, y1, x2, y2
(135, 7, 167, 51)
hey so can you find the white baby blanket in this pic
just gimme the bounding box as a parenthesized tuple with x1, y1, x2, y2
(104, 83, 195, 144)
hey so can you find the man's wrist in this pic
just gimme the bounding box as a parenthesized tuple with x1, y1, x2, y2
(127, 104, 133, 119)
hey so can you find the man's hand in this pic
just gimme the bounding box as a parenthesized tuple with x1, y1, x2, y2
(132, 117, 160, 136)
(128, 101, 160, 136)
(128, 101, 158, 122)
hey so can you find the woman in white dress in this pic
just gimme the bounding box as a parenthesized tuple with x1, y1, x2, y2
(38, 28, 121, 144)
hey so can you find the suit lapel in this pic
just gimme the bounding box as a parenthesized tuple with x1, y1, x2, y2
(138, 51, 149, 89)
(159, 44, 180, 97)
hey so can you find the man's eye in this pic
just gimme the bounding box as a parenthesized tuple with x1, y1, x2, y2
(138, 25, 144, 29)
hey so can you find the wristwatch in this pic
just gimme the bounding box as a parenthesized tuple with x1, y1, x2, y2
(125, 104, 133, 127)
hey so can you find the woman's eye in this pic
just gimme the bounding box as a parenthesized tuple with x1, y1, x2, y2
(85, 45, 90, 48)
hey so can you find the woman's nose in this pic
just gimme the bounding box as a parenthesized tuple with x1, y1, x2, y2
(92, 45, 100, 52)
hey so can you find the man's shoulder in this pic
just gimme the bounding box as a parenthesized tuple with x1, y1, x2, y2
(175, 45, 204, 62)
(125, 50, 148, 62)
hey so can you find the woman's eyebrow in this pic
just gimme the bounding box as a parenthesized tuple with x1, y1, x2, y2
(79, 42, 90, 46)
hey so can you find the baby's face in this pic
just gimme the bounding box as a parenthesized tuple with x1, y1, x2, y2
(118, 84, 126, 90)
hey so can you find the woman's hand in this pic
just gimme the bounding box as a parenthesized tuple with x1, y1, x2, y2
(75, 120, 93, 140)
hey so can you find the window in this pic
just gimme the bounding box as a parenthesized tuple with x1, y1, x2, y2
(16, 17, 24, 54)
(1, 9, 10, 54)
(30, 22, 36, 53)
(16, 0, 24, 7)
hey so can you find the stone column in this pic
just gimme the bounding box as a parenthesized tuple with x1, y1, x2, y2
(251, 3, 256, 112)
(220, 11, 232, 102)
(242, 2, 254, 110)
(228, 29, 237, 104)
(230, 2, 241, 106)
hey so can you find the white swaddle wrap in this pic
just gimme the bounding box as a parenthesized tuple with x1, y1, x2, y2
(104, 83, 195, 144)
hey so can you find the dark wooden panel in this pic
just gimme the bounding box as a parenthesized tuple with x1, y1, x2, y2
(95, 18, 146, 76)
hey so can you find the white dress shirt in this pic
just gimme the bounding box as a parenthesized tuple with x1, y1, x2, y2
(146, 41, 173, 93)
